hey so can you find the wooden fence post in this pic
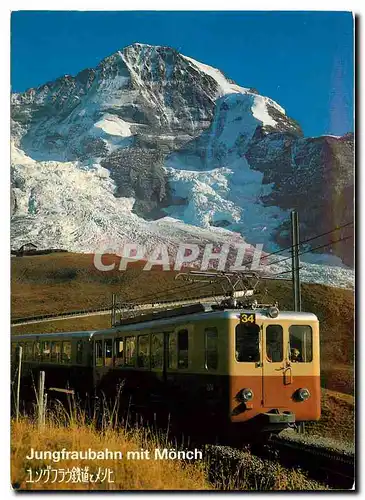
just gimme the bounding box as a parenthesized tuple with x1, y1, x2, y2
(38, 371, 45, 428)
(44, 392, 48, 423)
(15, 346, 23, 422)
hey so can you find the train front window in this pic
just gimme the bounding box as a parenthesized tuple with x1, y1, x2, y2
(289, 325, 313, 362)
(266, 325, 283, 362)
(235, 323, 260, 362)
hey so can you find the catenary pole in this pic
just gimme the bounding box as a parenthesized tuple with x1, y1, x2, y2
(291, 210, 304, 434)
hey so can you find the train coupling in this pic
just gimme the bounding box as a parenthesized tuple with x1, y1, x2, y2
(260, 410, 296, 432)
(262, 410, 295, 424)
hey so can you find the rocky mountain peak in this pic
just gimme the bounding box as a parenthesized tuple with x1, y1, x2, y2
(10, 44, 354, 274)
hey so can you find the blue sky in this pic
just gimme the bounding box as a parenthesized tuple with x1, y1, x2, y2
(11, 11, 354, 137)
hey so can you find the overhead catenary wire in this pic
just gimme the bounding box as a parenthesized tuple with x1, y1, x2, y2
(12, 230, 353, 323)
(115, 222, 354, 305)
(262, 267, 303, 279)
(125, 235, 352, 308)
(123, 234, 353, 305)
(236, 220, 354, 271)
(125, 278, 215, 304)
(263, 235, 353, 269)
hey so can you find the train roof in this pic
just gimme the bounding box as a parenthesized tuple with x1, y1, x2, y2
(111, 303, 319, 327)
(12, 330, 96, 341)
(12, 303, 318, 341)
(94, 306, 318, 337)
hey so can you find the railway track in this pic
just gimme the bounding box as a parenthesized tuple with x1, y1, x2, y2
(162, 419, 355, 490)
(203, 435, 355, 490)
(265, 434, 355, 489)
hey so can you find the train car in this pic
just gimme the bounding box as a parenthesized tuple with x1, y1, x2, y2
(11, 301, 320, 438)
(11, 331, 95, 405)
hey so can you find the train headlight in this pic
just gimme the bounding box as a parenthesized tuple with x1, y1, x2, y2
(296, 388, 311, 402)
(240, 388, 254, 402)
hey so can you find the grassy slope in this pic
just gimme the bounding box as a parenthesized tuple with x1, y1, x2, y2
(305, 389, 355, 443)
(11, 419, 210, 491)
(11, 416, 326, 491)
(11, 252, 221, 318)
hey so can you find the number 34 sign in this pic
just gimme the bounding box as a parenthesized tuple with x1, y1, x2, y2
(240, 313, 256, 324)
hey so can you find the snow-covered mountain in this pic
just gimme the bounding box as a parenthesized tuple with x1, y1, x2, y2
(11, 43, 354, 284)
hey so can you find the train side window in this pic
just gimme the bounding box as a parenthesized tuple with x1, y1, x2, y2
(177, 330, 189, 369)
(24, 342, 33, 361)
(235, 323, 260, 362)
(114, 338, 124, 367)
(34, 342, 41, 361)
(104, 339, 113, 366)
(168, 332, 177, 369)
(205, 327, 218, 370)
(61, 341, 72, 364)
(151, 333, 163, 369)
(76, 341, 83, 364)
(289, 325, 313, 362)
(125, 336, 136, 367)
(51, 341, 61, 363)
(95, 340, 103, 366)
(41, 341, 51, 362)
(266, 325, 283, 362)
(137, 335, 150, 368)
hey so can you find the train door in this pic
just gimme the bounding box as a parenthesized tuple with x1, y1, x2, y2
(262, 323, 291, 407)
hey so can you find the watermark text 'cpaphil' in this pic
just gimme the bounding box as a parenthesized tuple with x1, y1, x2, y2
(93, 243, 267, 272)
